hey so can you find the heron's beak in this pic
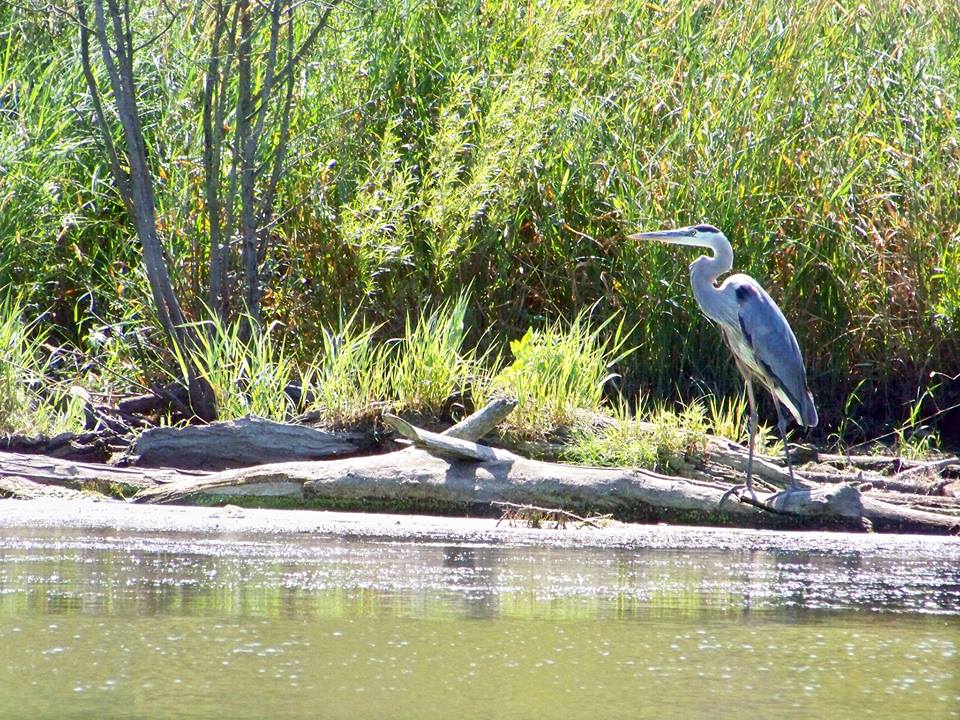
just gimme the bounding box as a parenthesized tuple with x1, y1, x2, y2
(627, 227, 698, 245)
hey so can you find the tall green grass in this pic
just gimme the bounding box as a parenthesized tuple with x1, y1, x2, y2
(0, 295, 86, 435)
(173, 314, 302, 422)
(479, 309, 631, 438)
(389, 294, 478, 415)
(304, 296, 478, 425)
(2, 0, 958, 439)
(305, 312, 390, 427)
(564, 397, 781, 473)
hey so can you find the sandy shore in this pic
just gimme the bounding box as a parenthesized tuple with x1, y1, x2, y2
(2, 497, 958, 557)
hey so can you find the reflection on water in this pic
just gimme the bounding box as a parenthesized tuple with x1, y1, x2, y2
(0, 527, 958, 719)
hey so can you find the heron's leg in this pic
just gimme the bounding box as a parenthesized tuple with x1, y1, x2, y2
(720, 378, 758, 505)
(744, 379, 759, 499)
(774, 400, 800, 491)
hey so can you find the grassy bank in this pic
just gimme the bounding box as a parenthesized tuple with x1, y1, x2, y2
(2, 292, 936, 472)
(1, 0, 958, 445)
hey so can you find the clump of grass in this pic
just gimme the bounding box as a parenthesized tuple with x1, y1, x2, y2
(564, 403, 658, 469)
(304, 295, 479, 424)
(706, 393, 780, 455)
(0, 295, 86, 435)
(892, 385, 943, 461)
(481, 309, 631, 439)
(649, 400, 711, 461)
(389, 294, 477, 416)
(174, 314, 300, 422)
(304, 311, 390, 427)
(564, 399, 710, 472)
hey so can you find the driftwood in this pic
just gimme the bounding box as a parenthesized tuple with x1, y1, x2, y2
(117, 386, 189, 416)
(1, 399, 958, 535)
(129, 415, 371, 470)
(1, 430, 113, 464)
(0, 450, 190, 499)
(122, 405, 956, 533)
(442, 396, 517, 441)
(0, 475, 101, 502)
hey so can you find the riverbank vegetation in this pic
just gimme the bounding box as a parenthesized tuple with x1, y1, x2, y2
(1, 0, 958, 457)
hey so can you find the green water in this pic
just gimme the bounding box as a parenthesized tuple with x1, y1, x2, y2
(1, 526, 957, 719)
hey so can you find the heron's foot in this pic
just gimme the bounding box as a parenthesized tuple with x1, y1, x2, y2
(719, 483, 758, 506)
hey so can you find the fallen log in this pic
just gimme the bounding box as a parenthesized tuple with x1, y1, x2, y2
(129, 415, 373, 470)
(124, 442, 957, 533)
(117, 384, 192, 416)
(815, 452, 960, 474)
(2, 399, 958, 534)
(122, 411, 958, 534)
(513, 434, 810, 491)
(0, 451, 187, 494)
(892, 457, 960, 480)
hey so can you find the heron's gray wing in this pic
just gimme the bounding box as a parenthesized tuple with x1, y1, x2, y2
(732, 279, 817, 426)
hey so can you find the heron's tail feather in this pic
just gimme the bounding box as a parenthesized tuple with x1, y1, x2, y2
(801, 391, 818, 428)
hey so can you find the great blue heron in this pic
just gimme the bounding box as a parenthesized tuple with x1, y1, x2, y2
(628, 223, 817, 503)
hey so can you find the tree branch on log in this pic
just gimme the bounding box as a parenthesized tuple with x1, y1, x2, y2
(441, 396, 517, 441)
(493, 501, 611, 529)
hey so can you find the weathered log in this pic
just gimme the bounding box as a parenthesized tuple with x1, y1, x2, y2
(118, 383, 313, 417)
(129, 444, 760, 518)
(892, 457, 960, 479)
(130, 415, 371, 470)
(0, 451, 186, 493)
(441, 396, 517, 441)
(800, 467, 941, 495)
(860, 491, 960, 512)
(117, 383, 193, 417)
(815, 452, 958, 473)
(3, 401, 958, 534)
(123, 423, 959, 534)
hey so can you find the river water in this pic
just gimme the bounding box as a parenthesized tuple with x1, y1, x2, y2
(0, 500, 957, 719)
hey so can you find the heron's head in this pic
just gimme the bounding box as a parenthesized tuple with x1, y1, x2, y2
(627, 223, 726, 249)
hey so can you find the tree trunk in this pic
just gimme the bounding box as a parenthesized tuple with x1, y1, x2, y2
(78, 0, 217, 420)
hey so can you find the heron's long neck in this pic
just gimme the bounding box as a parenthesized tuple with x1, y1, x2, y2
(689, 234, 734, 323)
